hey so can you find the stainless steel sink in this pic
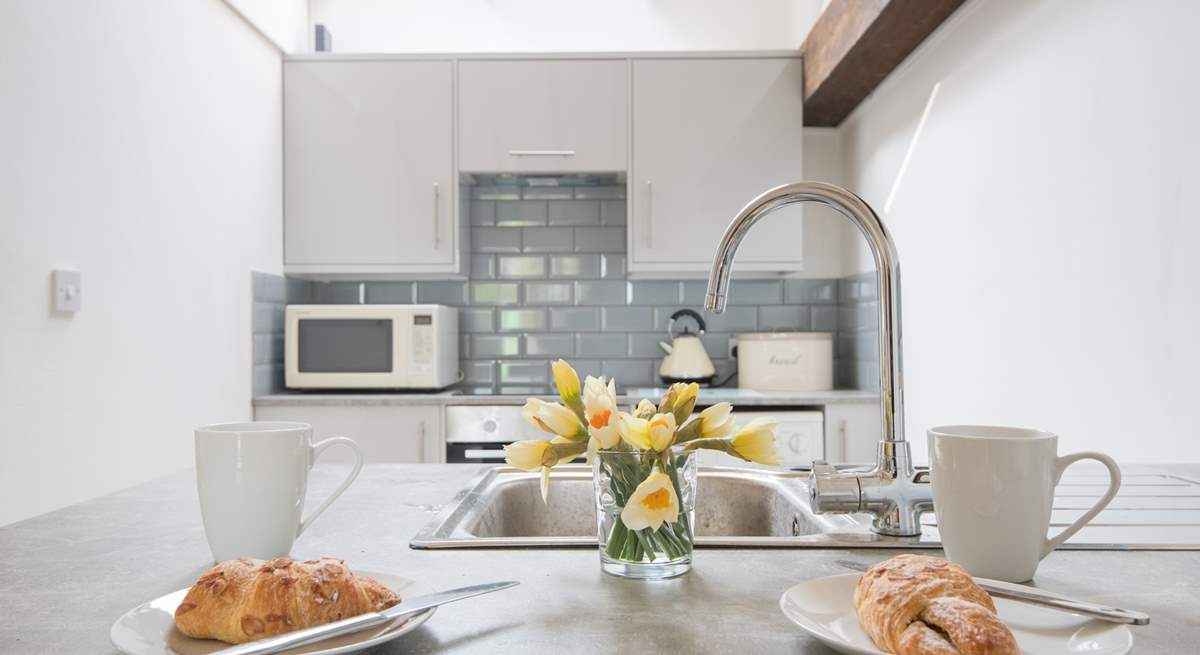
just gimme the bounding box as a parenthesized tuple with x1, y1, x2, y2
(411, 465, 1200, 550)
(411, 465, 896, 548)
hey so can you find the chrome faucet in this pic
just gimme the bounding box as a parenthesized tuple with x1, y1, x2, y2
(705, 181, 932, 536)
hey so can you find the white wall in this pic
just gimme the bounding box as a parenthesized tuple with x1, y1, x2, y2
(838, 0, 1200, 462)
(309, 0, 825, 52)
(224, 0, 310, 52)
(0, 0, 283, 525)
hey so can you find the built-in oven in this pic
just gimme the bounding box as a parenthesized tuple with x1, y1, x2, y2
(445, 405, 555, 464)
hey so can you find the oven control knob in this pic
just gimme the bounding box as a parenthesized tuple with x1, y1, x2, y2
(483, 419, 498, 433)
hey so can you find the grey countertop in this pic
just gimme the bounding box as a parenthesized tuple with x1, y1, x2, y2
(4, 464, 1197, 654)
(253, 387, 880, 407)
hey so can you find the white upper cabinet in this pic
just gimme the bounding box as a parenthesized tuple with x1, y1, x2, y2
(458, 59, 628, 173)
(284, 60, 461, 276)
(630, 58, 806, 274)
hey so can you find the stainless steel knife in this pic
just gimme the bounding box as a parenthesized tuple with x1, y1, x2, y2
(215, 580, 519, 655)
(837, 560, 1148, 625)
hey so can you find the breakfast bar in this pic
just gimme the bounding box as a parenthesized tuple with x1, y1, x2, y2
(2, 464, 1197, 654)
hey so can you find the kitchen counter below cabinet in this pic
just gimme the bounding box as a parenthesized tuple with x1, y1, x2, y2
(254, 404, 443, 464)
(6, 464, 1197, 654)
(252, 388, 880, 407)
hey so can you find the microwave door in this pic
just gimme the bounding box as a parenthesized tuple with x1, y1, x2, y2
(297, 317, 395, 375)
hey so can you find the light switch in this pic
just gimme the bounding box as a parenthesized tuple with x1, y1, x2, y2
(53, 269, 82, 313)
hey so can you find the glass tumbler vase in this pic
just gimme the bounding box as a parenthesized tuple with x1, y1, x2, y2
(592, 449, 697, 579)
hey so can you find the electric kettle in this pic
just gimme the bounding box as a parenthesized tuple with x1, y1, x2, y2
(658, 309, 717, 384)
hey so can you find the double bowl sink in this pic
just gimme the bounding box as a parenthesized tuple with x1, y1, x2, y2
(411, 464, 925, 549)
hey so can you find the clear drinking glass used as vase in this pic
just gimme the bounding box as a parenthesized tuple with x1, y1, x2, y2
(592, 449, 697, 579)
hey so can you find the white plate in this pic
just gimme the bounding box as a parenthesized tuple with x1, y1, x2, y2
(111, 571, 432, 655)
(779, 573, 1133, 655)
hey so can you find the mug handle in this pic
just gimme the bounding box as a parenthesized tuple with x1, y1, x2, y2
(1041, 451, 1121, 557)
(297, 436, 364, 537)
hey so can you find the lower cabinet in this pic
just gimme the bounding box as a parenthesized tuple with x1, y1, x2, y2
(254, 404, 444, 464)
(693, 410, 823, 469)
(824, 402, 883, 463)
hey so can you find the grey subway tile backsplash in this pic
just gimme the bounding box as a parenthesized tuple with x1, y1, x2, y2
(471, 282, 520, 305)
(550, 254, 600, 278)
(726, 280, 783, 305)
(575, 280, 627, 305)
(524, 281, 572, 304)
(525, 334, 575, 357)
(495, 200, 548, 226)
(758, 305, 811, 330)
(266, 178, 874, 395)
(497, 255, 546, 279)
(603, 306, 653, 331)
(600, 200, 626, 225)
(471, 254, 497, 279)
(630, 280, 680, 305)
(577, 334, 627, 358)
(460, 308, 495, 333)
(473, 335, 521, 357)
(365, 282, 413, 304)
(550, 307, 600, 331)
(574, 227, 625, 253)
(785, 278, 838, 304)
(548, 200, 600, 226)
(573, 185, 626, 200)
(470, 200, 496, 226)
(498, 308, 547, 332)
(415, 281, 467, 305)
(521, 227, 574, 253)
(472, 227, 522, 253)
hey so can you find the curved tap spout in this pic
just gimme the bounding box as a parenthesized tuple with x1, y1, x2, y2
(705, 181, 927, 536)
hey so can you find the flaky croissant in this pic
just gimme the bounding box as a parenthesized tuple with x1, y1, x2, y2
(174, 557, 400, 644)
(854, 554, 1019, 655)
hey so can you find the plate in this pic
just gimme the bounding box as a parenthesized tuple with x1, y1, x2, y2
(111, 571, 432, 655)
(779, 573, 1133, 655)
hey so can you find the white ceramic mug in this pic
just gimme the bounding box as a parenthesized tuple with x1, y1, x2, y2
(194, 421, 363, 562)
(928, 425, 1120, 582)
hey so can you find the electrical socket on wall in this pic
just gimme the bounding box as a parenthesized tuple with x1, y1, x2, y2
(727, 336, 738, 359)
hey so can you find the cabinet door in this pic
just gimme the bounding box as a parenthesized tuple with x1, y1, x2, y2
(285, 61, 455, 270)
(630, 58, 805, 273)
(696, 411, 823, 469)
(254, 404, 444, 464)
(823, 402, 883, 463)
(458, 59, 628, 172)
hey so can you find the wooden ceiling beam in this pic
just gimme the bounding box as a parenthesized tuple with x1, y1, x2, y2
(801, 0, 967, 127)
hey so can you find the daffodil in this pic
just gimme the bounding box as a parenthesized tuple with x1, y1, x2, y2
(699, 402, 735, 438)
(620, 471, 680, 531)
(522, 397, 587, 440)
(671, 382, 699, 425)
(633, 398, 656, 419)
(552, 359, 586, 421)
(618, 414, 651, 450)
(583, 376, 621, 457)
(504, 439, 551, 471)
(647, 412, 677, 451)
(730, 418, 781, 465)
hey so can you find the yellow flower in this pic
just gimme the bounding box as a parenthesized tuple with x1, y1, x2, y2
(618, 414, 651, 450)
(522, 398, 586, 439)
(620, 471, 680, 531)
(504, 439, 551, 471)
(633, 398, 656, 419)
(699, 402, 735, 438)
(552, 359, 581, 401)
(647, 412, 677, 451)
(731, 418, 781, 465)
(671, 382, 699, 424)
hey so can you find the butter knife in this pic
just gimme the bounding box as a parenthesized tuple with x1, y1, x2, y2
(837, 560, 1148, 625)
(215, 580, 519, 655)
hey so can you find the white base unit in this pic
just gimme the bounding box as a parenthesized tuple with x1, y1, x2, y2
(253, 405, 444, 464)
(823, 401, 883, 463)
(694, 410, 823, 469)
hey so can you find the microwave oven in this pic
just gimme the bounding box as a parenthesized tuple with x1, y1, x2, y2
(285, 304, 458, 389)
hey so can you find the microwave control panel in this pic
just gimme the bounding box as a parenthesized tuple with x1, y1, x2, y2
(411, 314, 434, 371)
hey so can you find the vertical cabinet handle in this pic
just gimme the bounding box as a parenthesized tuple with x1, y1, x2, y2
(418, 420, 427, 463)
(645, 181, 654, 248)
(432, 183, 441, 248)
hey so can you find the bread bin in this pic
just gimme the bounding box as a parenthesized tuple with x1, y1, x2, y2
(736, 332, 833, 391)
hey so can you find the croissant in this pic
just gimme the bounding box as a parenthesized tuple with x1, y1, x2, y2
(854, 554, 1019, 655)
(174, 557, 400, 644)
